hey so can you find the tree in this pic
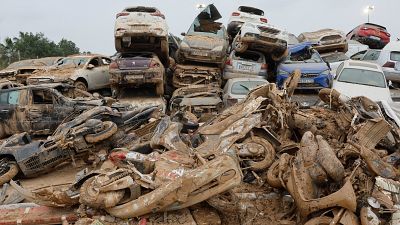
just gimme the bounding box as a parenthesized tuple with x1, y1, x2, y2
(0, 32, 80, 69)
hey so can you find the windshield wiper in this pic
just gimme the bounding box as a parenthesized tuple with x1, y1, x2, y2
(240, 84, 251, 92)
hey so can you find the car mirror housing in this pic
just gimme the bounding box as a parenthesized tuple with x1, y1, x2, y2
(181, 32, 186, 36)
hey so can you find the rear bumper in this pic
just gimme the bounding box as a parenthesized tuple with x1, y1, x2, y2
(110, 69, 163, 86)
(179, 49, 225, 64)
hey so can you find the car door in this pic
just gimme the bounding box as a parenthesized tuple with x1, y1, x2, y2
(86, 57, 110, 90)
(0, 90, 23, 136)
(27, 89, 58, 134)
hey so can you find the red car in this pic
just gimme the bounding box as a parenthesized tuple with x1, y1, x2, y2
(346, 23, 390, 49)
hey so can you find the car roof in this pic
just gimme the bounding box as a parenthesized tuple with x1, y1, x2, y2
(343, 60, 382, 72)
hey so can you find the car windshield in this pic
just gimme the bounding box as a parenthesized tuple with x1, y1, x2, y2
(231, 81, 266, 95)
(338, 68, 386, 88)
(187, 21, 225, 38)
(362, 50, 381, 61)
(57, 57, 89, 67)
(285, 49, 323, 64)
(390, 52, 400, 62)
(322, 52, 349, 63)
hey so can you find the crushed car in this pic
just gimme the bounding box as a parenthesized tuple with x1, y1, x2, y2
(109, 52, 165, 96)
(27, 54, 111, 92)
(172, 63, 222, 88)
(298, 28, 348, 53)
(114, 6, 169, 66)
(176, 4, 229, 67)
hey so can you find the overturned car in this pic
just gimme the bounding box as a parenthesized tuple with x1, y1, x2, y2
(298, 28, 348, 53)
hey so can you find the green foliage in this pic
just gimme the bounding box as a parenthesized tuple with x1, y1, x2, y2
(0, 32, 80, 69)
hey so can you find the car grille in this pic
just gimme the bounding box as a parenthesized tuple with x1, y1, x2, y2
(258, 26, 280, 35)
(302, 73, 319, 78)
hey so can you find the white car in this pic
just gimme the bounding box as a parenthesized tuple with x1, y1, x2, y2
(114, 6, 169, 64)
(223, 50, 268, 80)
(223, 78, 268, 107)
(232, 22, 288, 61)
(346, 40, 369, 58)
(375, 41, 400, 87)
(227, 6, 268, 37)
(320, 52, 349, 75)
(298, 29, 347, 53)
(332, 60, 391, 102)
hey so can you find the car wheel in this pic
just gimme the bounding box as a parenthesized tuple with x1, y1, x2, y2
(74, 81, 88, 92)
(0, 159, 19, 186)
(85, 121, 118, 143)
(234, 37, 248, 53)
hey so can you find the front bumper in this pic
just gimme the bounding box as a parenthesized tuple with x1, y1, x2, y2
(110, 69, 163, 87)
(179, 48, 225, 64)
(277, 73, 332, 90)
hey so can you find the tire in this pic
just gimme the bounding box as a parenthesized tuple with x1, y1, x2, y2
(0, 160, 19, 186)
(155, 83, 164, 96)
(234, 37, 248, 53)
(85, 121, 118, 143)
(266, 160, 282, 188)
(74, 81, 88, 92)
(115, 38, 122, 52)
(243, 137, 276, 171)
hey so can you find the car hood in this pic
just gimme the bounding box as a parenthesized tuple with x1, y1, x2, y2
(279, 63, 329, 73)
(332, 82, 392, 102)
(183, 35, 224, 50)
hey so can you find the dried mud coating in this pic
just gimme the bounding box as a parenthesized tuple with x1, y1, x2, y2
(316, 135, 345, 182)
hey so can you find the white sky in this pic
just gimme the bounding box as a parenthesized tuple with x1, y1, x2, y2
(0, 0, 398, 55)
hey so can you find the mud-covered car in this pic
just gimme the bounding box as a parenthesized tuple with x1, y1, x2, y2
(223, 50, 268, 80)
(176, 4, 229, 66)
(227, 6, 267, 38)
(27, 54, 111, 92)
(0, 85, 117, 139)
(109, 52, 165, 96)
(232, 22, 288, 61)
(0, 57, 63, 83)
(114, 6, 169, 66)
(172, 64, 221, 88)
(169, 85, 223, 121)
(298, 29, 348, 53)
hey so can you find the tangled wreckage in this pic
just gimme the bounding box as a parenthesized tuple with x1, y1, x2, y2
(0, 71, 399, 225)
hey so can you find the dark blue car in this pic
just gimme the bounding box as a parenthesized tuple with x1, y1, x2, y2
(277, 42, 332, 89)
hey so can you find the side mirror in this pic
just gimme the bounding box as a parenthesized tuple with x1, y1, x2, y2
(87, 64, 95, 69)
(388, 80, 393, 88)
(181, 32, 186, 36)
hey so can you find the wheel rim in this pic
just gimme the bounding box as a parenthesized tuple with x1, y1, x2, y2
(75, 82, 87, 91)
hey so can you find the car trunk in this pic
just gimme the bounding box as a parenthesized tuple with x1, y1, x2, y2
(116, 57, 151, 70)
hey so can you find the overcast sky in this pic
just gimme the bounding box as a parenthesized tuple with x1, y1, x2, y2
(0, 0, 398, 55)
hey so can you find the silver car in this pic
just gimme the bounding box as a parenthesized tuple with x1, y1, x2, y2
(223, 78, 268, 107)
(223, 50, 268, 80)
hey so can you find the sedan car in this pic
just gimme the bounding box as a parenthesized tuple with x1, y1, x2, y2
(176, 4, 229, 66)
(109, 52, 164, 96)
(298, 29, 347, 53)
(232, 22, 288, 61)
(114, 6, 169, 66)
(223, 78, 268, 107)
(223, 50, 267, 80)
(27, 54, 111, 92)
(227, 6, 268, 38)
(332, 60, 391, 102)
(277, 42, 332, 89)
(346, 23, 391, 49)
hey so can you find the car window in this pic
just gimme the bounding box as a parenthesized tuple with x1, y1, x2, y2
(362, 50, 381, 61)
(285, 49, 323, 64)
(322, 53, 349, 63)
(188, 21, 225, 38)
(102, 57, 111, 65)
(231, 81, 267, 95)
(233, 51, 262, 62)
(88, 58, 100, 67)
(0, 91, 20, 105)
(390, 52, 400, 62)
(338, 68, 386, 88)
(32, 90, 53, 104)
(58, 57, 89, 67)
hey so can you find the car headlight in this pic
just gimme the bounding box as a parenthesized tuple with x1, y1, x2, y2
(278, 70, 290, 76)
(211, 46, 223, 52)
(180, 41, 190, 49)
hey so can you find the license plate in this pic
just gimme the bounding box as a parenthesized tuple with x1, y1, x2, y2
(370, 36, 381, 41)
(238, 64, 253, 71)
(126, 75, 144, 79)
(192, 51, 208, 57)
(299, 78, 314, 84)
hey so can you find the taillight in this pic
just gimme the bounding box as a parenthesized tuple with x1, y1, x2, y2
(149, 60, 160, 68)
(109, 62, 118, 69)
(260, 18, 268, 23)
(261, 64, 268, 70)
(232, 12, 240, 16)
(383, 62, 395, 68)
(151, 12, 165, 19)
(225, 58, 232, 66)
(116, 12, 129, 19)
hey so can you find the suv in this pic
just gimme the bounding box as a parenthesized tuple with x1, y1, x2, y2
(232, 22, 288, 61)
(109, 52, 165, 96)
(27, 55, 111, 92)
(346, 23, 391, 49)
(227, 6, 268, 38)
(114, 6, 169, 66)
(0, 85, 114, 138)
(176, 4, 229, 66)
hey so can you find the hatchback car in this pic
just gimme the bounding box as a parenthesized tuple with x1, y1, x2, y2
(223, 78, 268, 107)
(227, 6, 268, 38)
(346, 23, 391, 49)
(298, 29, 347, 53)
(223, 50, 267, 80)
(277, 42, 332, 89)
(332, 60, 391, 102)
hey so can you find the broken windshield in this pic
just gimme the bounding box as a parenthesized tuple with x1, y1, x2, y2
(284, 49, 323, 64)
(57, 57, 89, 67)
